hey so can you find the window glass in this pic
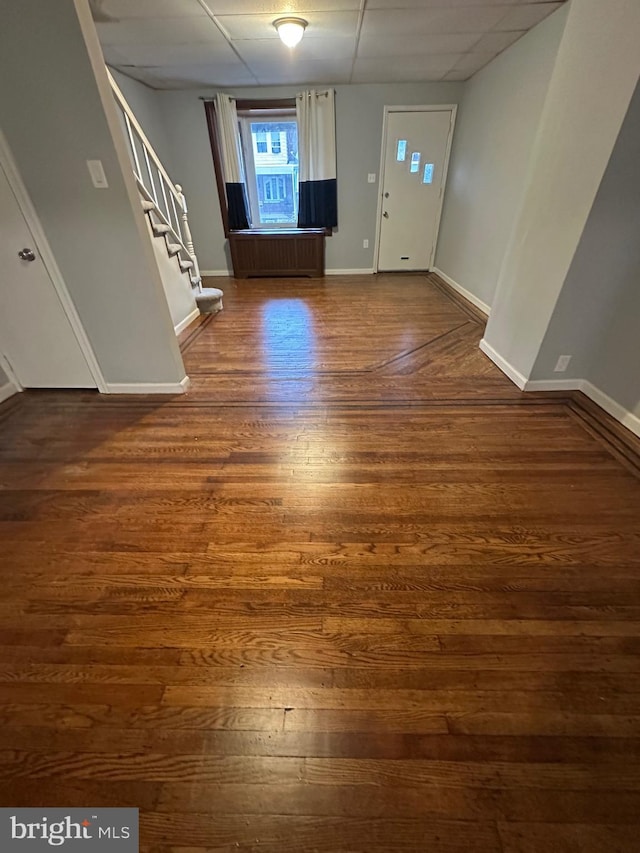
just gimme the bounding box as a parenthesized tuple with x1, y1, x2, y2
(410, 152, 421, 173)
(241, 117, 299, 226)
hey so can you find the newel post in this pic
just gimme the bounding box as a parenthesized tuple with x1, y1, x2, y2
(175, 184, 202, 291)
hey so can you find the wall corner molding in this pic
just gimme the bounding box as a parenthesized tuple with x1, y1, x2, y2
(0, 381, 20, 405)
(478, 339, 527, 389)
(103, 375, 191, 395)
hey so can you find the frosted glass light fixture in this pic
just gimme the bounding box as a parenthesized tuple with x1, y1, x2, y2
(274, 17, 308, 47)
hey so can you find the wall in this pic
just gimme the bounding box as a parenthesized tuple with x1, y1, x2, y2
(531, 78, 640, 421)
(111, 69, 174, 171)
(434, 6, 568, 310)
(482, 0, 640, 383)
(152, 81, 463, 273)
(0, 0, 186, 390)
(145, 214, 198, 332)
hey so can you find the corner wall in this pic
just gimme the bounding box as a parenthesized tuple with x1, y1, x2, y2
(434, 6, 568, 309)
(0, 0, 186, 390)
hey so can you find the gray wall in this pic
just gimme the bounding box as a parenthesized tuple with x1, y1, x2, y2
(532, 79, 640, 417)
(435, 6, 568, 308)
(0, 0, 185, 386)
(151, 81, 463, 272)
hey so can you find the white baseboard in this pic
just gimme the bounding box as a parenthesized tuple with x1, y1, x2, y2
(174, 307, 200, 336)
(0, 381, 19, 404)
(103, 375, 191, 395)
(432, 267, 491, 316)
(479, 339, 527, 390)
(326, 268, 375, 275)
(200, 269, 231, 277)
(524, 378, 581, 392)
(479, 342, 640, 440)
(580, 380, 640, 439)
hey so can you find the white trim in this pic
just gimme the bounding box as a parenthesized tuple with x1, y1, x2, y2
(200, 269, 232, 277)
(0, 131, 107, 393)
(478, 339, 527, 390)
(0, 350, 22, 392)
(524, 378, 581, 392)
(326, 268, 375, 275)
(0, 381, 19, 404)
(580, 380, 640, 439)
(432, 267, 490, 316)
(478, 342, 640, 440)
(103, 375, 191, 395)
(174, 307, 200, 336)
(374, 104, 458, 274)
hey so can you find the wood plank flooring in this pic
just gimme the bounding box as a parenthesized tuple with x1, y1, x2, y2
(1, 273, 639, 852)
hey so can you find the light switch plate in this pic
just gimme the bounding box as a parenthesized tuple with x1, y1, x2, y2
(367, 173, 376, 183)
(87, 159, 108, 189)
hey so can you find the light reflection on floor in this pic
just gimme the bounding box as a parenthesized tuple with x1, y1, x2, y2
(260, 299, 316, 373)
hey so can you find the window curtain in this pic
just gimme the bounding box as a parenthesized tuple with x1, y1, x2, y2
(296, 89, 337, 229)
(215, 93, 250, 230)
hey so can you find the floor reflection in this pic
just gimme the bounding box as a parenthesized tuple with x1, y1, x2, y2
(260, 299, 316, 372)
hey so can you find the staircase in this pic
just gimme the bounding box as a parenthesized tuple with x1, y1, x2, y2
(107, 70, 223, 321)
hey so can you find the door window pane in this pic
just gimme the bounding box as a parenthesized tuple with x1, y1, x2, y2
(396, 139, 407, 162)
(423, 163, 435, 184)
(410, 152, 421, 173)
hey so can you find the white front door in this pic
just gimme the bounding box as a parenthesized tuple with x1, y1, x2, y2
(376, 107, 456, 272)
(0, 162, 95, 388)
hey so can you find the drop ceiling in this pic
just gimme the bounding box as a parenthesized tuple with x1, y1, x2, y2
(92, 0, 566, 90)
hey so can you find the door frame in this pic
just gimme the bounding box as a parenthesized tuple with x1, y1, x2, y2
(373, 104, 458, 274)
(0, 130, 107, 393)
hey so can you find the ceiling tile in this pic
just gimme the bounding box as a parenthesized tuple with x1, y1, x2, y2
(96, 17, 226, 45)
(358, 33, 482, 58)
(452, 52, 498, 74)
(96, 0, 204, 19)
(470, 30, 527, 53)
(442, 70, 473, 82)
(105, 42, 238, 66)
(250, 59, 353, 85)
(235, 37, 356, 62)
(496, 2, 564, 30)
(367, 0, 540, 6)
(217, 11, 359, 40)
(119, 62, 257, 88)
(352, 55, 460, 83)
(203, 0, 361, 11)
(361, 7, 508, 37)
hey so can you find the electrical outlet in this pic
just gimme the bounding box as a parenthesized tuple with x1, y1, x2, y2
(554, 355, 572, 372)
(363, 239, 369, 249)
(367, 173, 376, 183)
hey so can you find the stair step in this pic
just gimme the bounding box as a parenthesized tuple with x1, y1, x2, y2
(196, 287, 223, 315)
(166, 242, 182, 257)
(141, 199, 156, 212)
(153, 223, 172, 236)
(179, 259, 194, 272)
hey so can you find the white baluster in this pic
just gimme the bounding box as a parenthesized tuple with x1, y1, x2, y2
(175, 184, 202, 290)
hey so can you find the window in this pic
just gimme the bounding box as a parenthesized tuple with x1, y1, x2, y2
(239, 110, 299, 227)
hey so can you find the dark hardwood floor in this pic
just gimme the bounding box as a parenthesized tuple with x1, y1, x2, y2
(1, 273, 640, 852)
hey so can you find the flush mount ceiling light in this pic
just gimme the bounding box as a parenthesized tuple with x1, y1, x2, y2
(273, 17, 308, 48)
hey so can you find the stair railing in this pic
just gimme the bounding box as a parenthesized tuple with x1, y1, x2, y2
(107, 69, 202, 287)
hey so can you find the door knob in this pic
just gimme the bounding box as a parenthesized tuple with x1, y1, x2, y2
(18, 248, 36, 262)
(383, 211, 389, 218)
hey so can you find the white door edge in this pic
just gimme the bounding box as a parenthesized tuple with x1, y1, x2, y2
(373, 104, 458, 274)
(0, 130, 107, 392)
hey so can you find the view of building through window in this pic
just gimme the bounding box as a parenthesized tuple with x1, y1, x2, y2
(240, 116, 299, 226)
